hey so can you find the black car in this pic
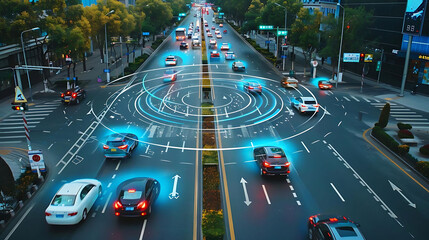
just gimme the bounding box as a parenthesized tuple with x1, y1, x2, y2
(180, 41, 189, 49)
(308, 214, 366, 240)
(113, 177, 160, 217)
(253, 146, 290, 176)
(61, 86, 86, 105)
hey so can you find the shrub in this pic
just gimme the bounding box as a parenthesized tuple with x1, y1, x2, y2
(415, 161, 429, 178)
(398, 129, 414, 139)
(397, 122, 412, 130)
(420, 144, 429, 156)
(398, 145, 410, 155)
(372, 126, 399, 152)
(202, 210, 224, 240)
(376, 103, 390, 128)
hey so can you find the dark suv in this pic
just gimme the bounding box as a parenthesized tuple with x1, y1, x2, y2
(61, 86, 86, 105)
(253, 146, 290, 176)
(308, 214, 366, 240)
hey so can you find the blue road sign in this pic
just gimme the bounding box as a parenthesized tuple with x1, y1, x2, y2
(104, 69, 110, 73)
(265, 40, 270, 44)
(281, 55, 287, 59)
(142, 32, 150, 36)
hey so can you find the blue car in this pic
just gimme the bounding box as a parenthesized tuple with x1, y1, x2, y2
(103, 133, 138, 159)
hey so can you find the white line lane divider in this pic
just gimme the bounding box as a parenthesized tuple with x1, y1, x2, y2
(139, 219, 148, 240)
(301, 141, 310, 153)
(4, 204, 35, 240)
(262, 185, 271, 205)
(102, 192, 113, 214)
(115, 160, 121, 171)
(330, 183, 345, 202)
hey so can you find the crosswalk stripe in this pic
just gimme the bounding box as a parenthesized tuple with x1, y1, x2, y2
(350, 96, 360, 102)
(395, 118, 428, 121)
(0, 135, 26, 139)
(0, 131, 25, 134)
(0, 141, 22, 144)
(18, 110, 54, 114)
(343, 96, 351, 101)
(0, 126, 35, 130)
(2, 118, 45, 122)
(9, 114, 49, 118)
(362, 97, 371, 103)
(390, 112, 416, 114)
(392, 115, 422, 117)
(0, 121, 40, 126)
(374, 99, 380, 103)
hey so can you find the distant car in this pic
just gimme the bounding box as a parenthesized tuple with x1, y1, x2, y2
(103, 133, 138, 158)
(223, 29, 227, 34)
(163, 70, 178, 82)
(211, 26, 215, 30)
(192, 34, 199, 41)
(180, 41, 188, 49)
(209, 38, 217, 48)
(318, 80, 333, 90)
(204, 23, 208, 27)
(225, 51, 236, 60)
(206, 28, 210, 32)
(61, 86, 86, 105)
(207, 32, 213, 37)
(308, 214, 366, 240)
(113, 177, 160, 217)
(212, 18, 215, 23)
(219, 23, 223, 27)
(210, 51, 220, 58)
(253, 146, 290, 176)
(244, 81, 262, 94)
(215, 29, 220, 34)
(242, 34, 250, 39)
(216, 34, 222, 39)
(45, 179, 102, 225)
(165, 55, 177, 66)
(192, 39, 201, 49)
(220, 43, 229, 51)
(291, 96, 319, 113)
(232, 61, 245, 71)
(281, 77, 299, 88)
(187, 31, 193, 39)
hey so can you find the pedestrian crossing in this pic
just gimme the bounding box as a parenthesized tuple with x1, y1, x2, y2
(0, 100, 61, 144)
(371, 102, 429, 129)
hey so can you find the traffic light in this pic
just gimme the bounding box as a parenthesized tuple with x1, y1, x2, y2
(346, 23, 350, 30)
(11, 103, 28, 111)
(360, 53, 365, 62)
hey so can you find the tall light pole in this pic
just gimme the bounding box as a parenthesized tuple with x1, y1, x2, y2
(105, 10, 115, 83)
(336, 3, 345, 88)
(274, 2, 287, 71)
(21, 27, 40, 101)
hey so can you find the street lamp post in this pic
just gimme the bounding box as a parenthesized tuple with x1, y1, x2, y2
(21, 27, 40, 101)
(274, 2, 287, 71)
(336, 3, 345, 88)
(105, 10, 115, 83)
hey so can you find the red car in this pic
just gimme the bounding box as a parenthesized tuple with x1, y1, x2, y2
(211, 26, 215, 30)
(61, 86, 86, 105)
(318, 80, 332, 90)
(223, 29, 227, 34)
(210, 51, 220, 58)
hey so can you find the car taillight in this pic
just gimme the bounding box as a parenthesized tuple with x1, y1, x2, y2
(258, 86, 262, 89)
(318, 85, 322, 88)
(72, 93, 77, 98)
(301, 104, 306, 108)
(248, 87, 254, 89)
(314, 104, 319, 107)
(118, 144, 128, 150)
(329, 218, 338, 222)
(61, 93, 64, 98)
(103, 145, 109, 149)
(263, 161, 270, 167)
(113, 201, 123, 209)
(45, 212, 52, 216)
(285, 162, 291, 167)
(68, 212, 78, 216)
(137, 201, 147, 210)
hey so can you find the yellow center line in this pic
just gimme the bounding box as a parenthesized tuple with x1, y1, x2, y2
(100, 83, 127, 89)
(193, 108, 200, 240)
(215, 108, 236, 240)
(363, 128, 429, 193)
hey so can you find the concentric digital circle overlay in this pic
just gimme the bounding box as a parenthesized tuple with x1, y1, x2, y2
(95, 65, 326, 151)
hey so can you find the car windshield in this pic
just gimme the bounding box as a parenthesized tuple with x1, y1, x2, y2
(269, 148, 285, 157)
(236, 62, 244, 67)
(249, 82, 260, 87)
(305, 100, 317, 104)
(321, 81, 330, 84)
(164, 70, 176, 75)
(107, 141, 125, 147)
(121, 190, 143, 200)
(227, 52, 234, 54)
(167, 57, 175, 60)
(335, 226, 358, 237)
(51, 195, 76, 206)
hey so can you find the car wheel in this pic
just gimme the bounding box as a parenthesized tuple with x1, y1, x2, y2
(147, 205, 152, 216)
(98, 186, 102, 197)
(260, 168, 264, 176)
(308, 228, 313, 239)
(82, 209, 87, 222)
(127, 151, 131, 158)
(76, 98, 80, 104)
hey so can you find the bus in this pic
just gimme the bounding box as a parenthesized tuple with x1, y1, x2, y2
(175, 28, 187, 41)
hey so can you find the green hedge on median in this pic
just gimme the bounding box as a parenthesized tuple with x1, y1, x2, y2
(124, 54, 149, 75)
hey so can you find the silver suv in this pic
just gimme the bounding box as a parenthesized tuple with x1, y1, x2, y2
(308, 214, 366, 240)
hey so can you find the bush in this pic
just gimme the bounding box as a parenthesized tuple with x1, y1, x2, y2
(124, 54, 149, 75)
(151, 37, 165, 50)
(420, 144, 429, 156)
(376, 103, 390, 128)
(202, 210, 224, 240)
(372, 126, 399, 152)
(398, 129, 414, 139)
(398, 145, 410, 155)
(415, 161, 429, 178)
(15, 169, 39, 201)
(397, 122, 412, 130)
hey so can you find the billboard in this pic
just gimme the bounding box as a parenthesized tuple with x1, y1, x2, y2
(343, 53, 360, 63)
(402, 0, 427, 35)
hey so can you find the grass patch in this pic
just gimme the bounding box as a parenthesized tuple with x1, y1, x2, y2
(202, 102, 214, 115)
(202, 210, 224, 240)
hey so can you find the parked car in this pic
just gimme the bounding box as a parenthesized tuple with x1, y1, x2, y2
(61, 86, 86, 105)
(253, 147, 290, 176)
(45, 179, 102, 225)
(281, 77, 299, 88)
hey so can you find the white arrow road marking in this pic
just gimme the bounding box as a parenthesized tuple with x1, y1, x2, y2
(240, 178, 251, 206)
(319, 105, 331, 115)
(389, 180, 416, 208)
(169, 175, 181, 199)
(223, 95, 227, 100)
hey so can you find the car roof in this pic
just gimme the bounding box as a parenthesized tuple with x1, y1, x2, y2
(227, 51, 234, 54)
(301, 96, 316, 101)
(107, 133, 129, 142)
(118, 177, 154, 192)
(247, 82, 260, 86)
(263, 146, 284, 154)
(326, 222, 365, 240)
(166, 55, 175, 59)
(165, 69, 177, 74)
(319, 80, 330, 84)
(235, 61, 244, 65)
(222, 43, 229, 45)
(212, 51, 218, 53)
(57, 182, 85, 195)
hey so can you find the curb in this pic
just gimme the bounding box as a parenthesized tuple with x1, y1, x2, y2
(369, 131, 429, 184)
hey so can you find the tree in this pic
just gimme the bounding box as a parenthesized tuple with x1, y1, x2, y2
(242, 0, 263, 33)
(376, 102, 390, 128)
(136, 0, 173, 40)
(290, 8, 322, 62)
(259, 0, 302, 30)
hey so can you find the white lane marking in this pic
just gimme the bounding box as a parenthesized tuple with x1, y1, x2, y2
(256, 107, 262, 115)
(2, 118, 44, 121)
(43, 130, 51, 133)
(4, 204, 35, 240)
(286, 179, 291, 184)
(0, 121, 40, 126)
(145, 144, 150, 153)
(0, 136, 26, 139)
(115, 160, 121, 171)
(48, 143, 54, 149)
(335, 97, 339, 101)
(112, 174, 116, 179)
(250, 141, 254, 149)
(391, 114, 421, 117)
(139, 219, 148, 240)
(165, 141, 170, 152)
(293, 193, 297, 198)
(301, 141, 310, 153)
(324, 132, 332, 138)
(296, 201, 301, 206)
(67, 121, 73, 126)
(102, 192, 113, 213)
(224, 107, 229, 118)
(343, 96, 351, 101)
(330, 183, 345, 202)
(107, 182, 112, 188)
(244, 160, 257, 163)
(350, 96, 360, 102)
(289, 185, 294, 191)
(182, 141, 186, 152)
(390, 112, 416, 114)
(311, 140, 320, 144)
(396, 118, 428, 121)
(161, 159, 171, 162)
(262, 185, 271, 204)
(362, 97, 371, 102)
(338, 121, 342, 127)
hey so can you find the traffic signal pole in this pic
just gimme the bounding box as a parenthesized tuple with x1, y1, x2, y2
(22, 110, 32, 151)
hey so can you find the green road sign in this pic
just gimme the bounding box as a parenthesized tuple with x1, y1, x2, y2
(376, 61, 381, 71)
(277, 30, 288, 36)
(179, 13, 186, 17)
(259, 25, 274, 30)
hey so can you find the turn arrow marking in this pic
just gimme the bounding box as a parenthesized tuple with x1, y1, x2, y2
(319, 105, 331, 115)
(169, 175, 181, 199)
(388, 180, 416, 208)
(240, 178, 251, 206)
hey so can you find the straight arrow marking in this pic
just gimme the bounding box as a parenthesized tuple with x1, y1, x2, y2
(169, 175, 181, 199)
(389, 180, 416, 208)
(240, 178, 251, 206)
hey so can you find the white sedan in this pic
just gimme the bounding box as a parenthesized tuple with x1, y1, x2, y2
(216, 34, 222, 39)
(291, 96, 319, 113)
(45, 179, 102, 225)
